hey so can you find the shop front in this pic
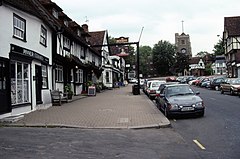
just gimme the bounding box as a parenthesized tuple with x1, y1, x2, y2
(9, 44, 51, 115)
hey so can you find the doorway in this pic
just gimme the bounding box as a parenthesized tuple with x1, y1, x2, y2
(35, 65, 42, 104)
(0, 59, 11, 114)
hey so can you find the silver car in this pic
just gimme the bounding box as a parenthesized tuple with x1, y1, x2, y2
(157, 84, 205, 118)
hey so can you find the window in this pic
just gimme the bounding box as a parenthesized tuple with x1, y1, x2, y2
(13, 14, 26, 41)
(181, 40, 185, 45)
(40, 25, 47, 46)
(76, 69, 83, 83)
(42, 65, 48, 88)
(11, 61, 30, 105)
(64, 20, 68, 27)
(106, 71, 110, 83)
(52, 9, 58, 19)
(55, 65, 63, 82)
(63, 36, 70, 50)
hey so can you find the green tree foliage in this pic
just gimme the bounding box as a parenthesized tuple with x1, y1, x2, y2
(152, 40, 175, 76)
(204, 63, 213, 75)
(213, 39, 224, 56)
(196, 51, 208, 57)
(139, 46, 152, 77)
(174, 53, 190, 75)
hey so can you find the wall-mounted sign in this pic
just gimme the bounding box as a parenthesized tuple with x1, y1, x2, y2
(10, 44, 49, 64)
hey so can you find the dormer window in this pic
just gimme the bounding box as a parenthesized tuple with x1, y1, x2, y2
(52, 9, 58, 19)
(77, 29, 81, 37)
(64, 20, 68, 27)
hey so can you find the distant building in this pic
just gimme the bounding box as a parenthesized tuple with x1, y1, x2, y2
(211, 55, 227, 75)
(223, 16, 240, 78)
(175, 33, 192, 57)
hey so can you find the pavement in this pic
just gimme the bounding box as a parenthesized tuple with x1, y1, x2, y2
(2, 84, 170, 129)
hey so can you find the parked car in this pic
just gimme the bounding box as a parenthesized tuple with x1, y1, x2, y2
(220, 78, 240, 95)
(156, 84, 205, 118)
(129, 78, 138, 83)
(155, 82, 179, 106)
(146, 80, 166, 100)
(209, 77, 226, 91)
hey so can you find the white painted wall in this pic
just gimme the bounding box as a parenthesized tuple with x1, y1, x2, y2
(0, 4, 54, 115)
(0, 4, 52, 64)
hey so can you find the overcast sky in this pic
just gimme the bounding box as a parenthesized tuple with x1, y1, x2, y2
(52, 0, 240, 56)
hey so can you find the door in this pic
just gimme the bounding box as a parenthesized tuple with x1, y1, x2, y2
(0, 59, 11, 114)
(35, 65, 42, 104)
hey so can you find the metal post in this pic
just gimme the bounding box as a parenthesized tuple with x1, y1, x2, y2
(137, 42, 140, 95)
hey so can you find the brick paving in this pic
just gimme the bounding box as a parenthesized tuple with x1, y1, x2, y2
(8, 85, 170, 129)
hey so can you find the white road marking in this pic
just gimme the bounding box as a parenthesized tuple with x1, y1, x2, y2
(193, 139, 206, 150)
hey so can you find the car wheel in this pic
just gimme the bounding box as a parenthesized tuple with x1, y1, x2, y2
(220, 88, 224, 94)
(215, 86, 219, 91)
(198, 111, 204, 117)
(230, 89, 234, 95)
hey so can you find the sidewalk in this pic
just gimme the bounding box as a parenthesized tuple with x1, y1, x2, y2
(5, 85, 170, 129)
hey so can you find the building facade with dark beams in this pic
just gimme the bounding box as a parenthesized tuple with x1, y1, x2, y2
(223, 16, 240, 78)
(39, 0, 102, 96)
(0, 0, 57, 117)
(0, 0, 102, 119)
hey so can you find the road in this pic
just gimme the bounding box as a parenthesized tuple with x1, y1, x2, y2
(170, 86, 240, 159)
(0, 86, 240, 158)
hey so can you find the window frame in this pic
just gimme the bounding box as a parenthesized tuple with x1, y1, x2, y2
(63, 36, 71, 51)
(40, 25, 47, 47)
(76, 69, 83, 83)
(13, 13, 26, 41)
(55, 65, 63, 82)
(41, 64, 48, 89)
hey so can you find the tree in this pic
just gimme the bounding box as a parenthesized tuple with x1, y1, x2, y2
(213, 39, 224, 56)
(174, 53, 190, 75)
(152, 40, 175, 76)
(196, 51, 208, 57)
(139, 46, 152, 77)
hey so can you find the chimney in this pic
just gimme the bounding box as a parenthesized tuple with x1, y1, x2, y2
(82, 24, 88, 32)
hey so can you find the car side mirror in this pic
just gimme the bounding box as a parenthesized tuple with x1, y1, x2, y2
(195, 91, 200, 95)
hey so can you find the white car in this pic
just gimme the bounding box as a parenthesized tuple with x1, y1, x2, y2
(129, 78, 138, 83)
(146, 80, 166, 100)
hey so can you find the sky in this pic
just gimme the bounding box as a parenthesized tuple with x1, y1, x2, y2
(52, 0, 240, 56)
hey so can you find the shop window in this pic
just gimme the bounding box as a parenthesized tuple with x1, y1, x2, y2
(76, 69, 83, 83)
(13, 14, 26, 41)
(40, 25, 47, 46)
(55, 65, 63, 82)
(42, 65, 48, 88)
(11, 61, 30, 105)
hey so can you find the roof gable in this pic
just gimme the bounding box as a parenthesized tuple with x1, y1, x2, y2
(224, 16, 240, 36)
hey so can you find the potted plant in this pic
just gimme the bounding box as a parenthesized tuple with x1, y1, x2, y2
(64, 84, 73, 99)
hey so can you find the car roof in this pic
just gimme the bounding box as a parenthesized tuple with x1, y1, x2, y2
(165, 83, 189, 87)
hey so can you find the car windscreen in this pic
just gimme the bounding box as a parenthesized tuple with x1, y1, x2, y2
(232, 78, 240, 84)
(167, 85, 194, 97)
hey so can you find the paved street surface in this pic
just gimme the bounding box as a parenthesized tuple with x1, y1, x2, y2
(0, 127, 200, 159)
(6, 84, 170, 129)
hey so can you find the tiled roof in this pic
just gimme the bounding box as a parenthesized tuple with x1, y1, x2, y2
(89, 31, 105, 46)
(2, 0, 39, 17)
(224, 16, 240, 36)
(189, 57, 201, 64)
(89, 31, 106, 54)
